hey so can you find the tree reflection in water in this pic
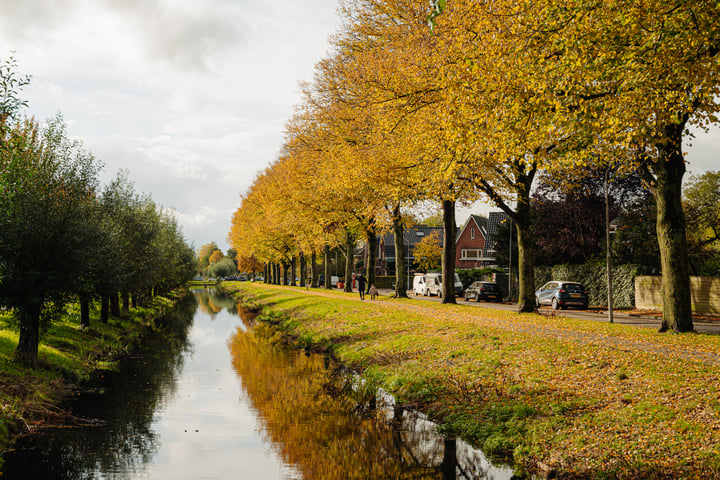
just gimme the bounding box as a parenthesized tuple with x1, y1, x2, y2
(196, 286, 239, 317)
(1, 293, 198, 479)
(229, 323, 517, 480)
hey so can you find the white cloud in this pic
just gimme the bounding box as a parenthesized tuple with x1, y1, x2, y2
(0, 0, 340, 251)
(2, 0, 717, 253)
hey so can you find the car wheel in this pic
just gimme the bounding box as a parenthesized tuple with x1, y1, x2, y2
(438, 290, 442, 299)
(552, 298, 560, 310)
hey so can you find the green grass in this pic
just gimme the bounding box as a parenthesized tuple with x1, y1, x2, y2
(223, 282, 720, 479)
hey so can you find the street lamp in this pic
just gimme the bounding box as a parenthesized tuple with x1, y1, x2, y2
(508, 217, 512, 301)
(403, 236, 410, 293)
(605, 168, 614, 323)
(500, 216, 513, 301)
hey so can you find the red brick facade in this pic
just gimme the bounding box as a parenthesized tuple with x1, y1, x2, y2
(455, 215, 493, 269)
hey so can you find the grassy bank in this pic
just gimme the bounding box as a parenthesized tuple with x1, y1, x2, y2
(223, 282, 720, 479)
(0, 290, 187, 463)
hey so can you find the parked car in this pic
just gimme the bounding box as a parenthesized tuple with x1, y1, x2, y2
(464, 281, 503, 302)
(413, 274, 427, 295)
(318, 275, 340, 287)
(535, 281, 589, 310)
(425, 272, 464, 297)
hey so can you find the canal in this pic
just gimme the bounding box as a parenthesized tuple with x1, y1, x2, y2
(1, 288, 518, 479)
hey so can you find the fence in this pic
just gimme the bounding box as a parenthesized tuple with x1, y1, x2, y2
(635, 276, 720, 315)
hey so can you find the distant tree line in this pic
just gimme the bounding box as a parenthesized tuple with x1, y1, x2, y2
(0, 57, 197, 365)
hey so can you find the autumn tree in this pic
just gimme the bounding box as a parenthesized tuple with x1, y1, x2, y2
(209, 249, 224, 265)
(413, 230, 443, 271)
(516, 0, 720, 331)
(197, 242, 221, 275)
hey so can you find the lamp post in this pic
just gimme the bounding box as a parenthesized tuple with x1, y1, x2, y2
(508, 217, 512, 301)
(501, 216, 513, 301)
(404, 237, 410, 292)
(605, 168, 614, 323)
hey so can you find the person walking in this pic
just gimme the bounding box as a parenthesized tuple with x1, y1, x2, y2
(356, 273, 366, 300)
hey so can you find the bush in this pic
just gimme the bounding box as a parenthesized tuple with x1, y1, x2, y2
(456, 267, 504, 287)
(540, 263, 642, 308)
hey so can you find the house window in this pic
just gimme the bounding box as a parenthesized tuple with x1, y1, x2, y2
(470, 227, 475, 239)
(461, 249, 482, 259)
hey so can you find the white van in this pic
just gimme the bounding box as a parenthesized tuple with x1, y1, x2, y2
(425, 272, 464, 298)
(412, 274, 427, 296)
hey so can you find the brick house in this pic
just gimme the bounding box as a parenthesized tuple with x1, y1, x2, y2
(455, 214, 496, 269)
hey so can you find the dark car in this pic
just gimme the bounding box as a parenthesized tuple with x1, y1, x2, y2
(463, 281, 503, 302)
(535, 281, 589, 310)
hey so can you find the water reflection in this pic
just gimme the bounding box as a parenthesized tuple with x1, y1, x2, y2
(230, 323, 516, 480)
(1, 293, 198, 479)
(1, 289, 518, 479)
(196, 287, 239, 317)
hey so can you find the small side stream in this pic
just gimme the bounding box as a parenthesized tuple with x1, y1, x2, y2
(1, 288, 520, 479)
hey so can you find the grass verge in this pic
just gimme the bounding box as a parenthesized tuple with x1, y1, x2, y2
(223, 282, 720, 479)
(0, 290, 187, 467)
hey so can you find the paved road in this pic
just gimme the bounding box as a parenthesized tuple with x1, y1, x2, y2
(382, 289, 720, 335)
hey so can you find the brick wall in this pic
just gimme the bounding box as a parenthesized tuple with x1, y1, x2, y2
(635, 276, 720, 315)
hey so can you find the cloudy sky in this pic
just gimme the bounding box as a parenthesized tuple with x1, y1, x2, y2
(1, 0, 718, 252)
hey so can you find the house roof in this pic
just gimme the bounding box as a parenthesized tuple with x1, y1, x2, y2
(486, 211, 510, 248)
(382, 225, 443, 259)
(456, 214, 488, 241)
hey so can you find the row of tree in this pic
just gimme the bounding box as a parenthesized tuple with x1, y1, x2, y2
(229, 0, 720, 332)
(488, 168, 719, 276)
(0, 58, 197, 365)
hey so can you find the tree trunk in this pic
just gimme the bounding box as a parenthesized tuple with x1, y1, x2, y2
(652, 121, 693, 332)
(311, 251, 318, 288)
(515, 217, 536, 313)
(324, 245, 332, 290)
(344, 231, 354, 293)
(122, 291, 130, 312)
(365, 219, 378, 293)
(441, 438, 458, 480)
(110, 291, 120, 316)
(80, 294, 90, 329)
(100, 297, 109, 324)
(14, 303, 41, 366)
(282, 262, 289, 285)
(514, 190, 536, 313)
(392, 204, 408, 298)
(299, 252, 306, 287)
(290, 256, 297, 286)
(441, 199, 457, 305)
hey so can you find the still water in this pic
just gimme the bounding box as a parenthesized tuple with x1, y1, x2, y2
(2, 289, 517, 479)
